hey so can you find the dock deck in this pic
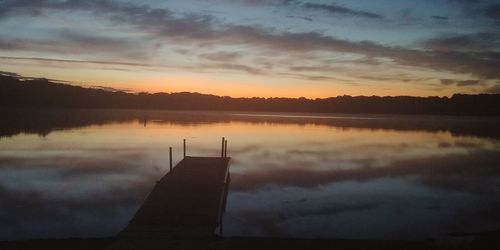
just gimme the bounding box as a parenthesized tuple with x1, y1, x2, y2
(118, 155, 231, 239)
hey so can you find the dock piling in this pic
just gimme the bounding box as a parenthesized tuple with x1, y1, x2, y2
(183, 139, 186, 158)
(221, 137, 225, 158)
(169, 147, 173, 171)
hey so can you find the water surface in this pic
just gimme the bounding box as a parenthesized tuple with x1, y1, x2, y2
(1, 109, 499, 240)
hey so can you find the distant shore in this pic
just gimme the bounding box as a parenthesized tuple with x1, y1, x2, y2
(1, 75, 500, 116)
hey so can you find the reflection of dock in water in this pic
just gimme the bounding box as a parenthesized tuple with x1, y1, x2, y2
(118, 138, 230, 239)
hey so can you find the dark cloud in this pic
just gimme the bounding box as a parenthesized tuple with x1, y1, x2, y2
(398, 50, 500, 79)
(356, 74, 416, 83)
(422, 32, 500, 52)
(0, 56, 154, 67)
(209, 63, 263, 74)
(90, 85, 133, 92)
(207, 0, 383, 21)
(279, 72, 345, 81)
(181, 62, 265, 74)
(60, 29, 125, 46)
(0, 0, 158, 20)
(446, 0, 484, 5)
(483, 84, 500, 94)
(445, 1, 500, 26)
(285, 15, 313, 21)
(431, 15, 449, 20)
(0, 38, 25, 50)
(438, 141, 453, 148)
(1, 56, 266, 75)
(456, 79, 483, 86)
(440, 79, 455, 85)
(439, 78, 484, 86)
(0, 70, 20, 77)
(199, 51, 242, 61)
(206, 0, 292, 6)
(301, 2, 383, 19)
(0, 0, 83, 19)
(206, 27, 500, 79)
(0, 34, 152, 60)
(485, 4, 500, 23)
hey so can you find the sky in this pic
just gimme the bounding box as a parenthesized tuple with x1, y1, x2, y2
(0, 0, 499, 98)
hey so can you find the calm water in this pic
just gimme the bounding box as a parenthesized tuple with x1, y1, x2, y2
(1, 110, 499, 240)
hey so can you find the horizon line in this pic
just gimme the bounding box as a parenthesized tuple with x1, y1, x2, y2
(1, 71, 497, 100)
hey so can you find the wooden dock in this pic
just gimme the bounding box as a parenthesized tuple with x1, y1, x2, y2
(118, 139, 231, 239)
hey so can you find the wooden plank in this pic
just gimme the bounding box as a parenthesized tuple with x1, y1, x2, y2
(118, 156, 231, 239)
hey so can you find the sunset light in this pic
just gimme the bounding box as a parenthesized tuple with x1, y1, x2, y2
(1, 0, 499, 97)
(1, 1, 500, 249)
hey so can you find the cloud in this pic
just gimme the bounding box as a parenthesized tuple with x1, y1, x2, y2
(202, 27, 500, 79)
(186, 62, 264, 74)
(485, 4, 500, 23)
(285, 15, 313, 22)
(1, 56, 268, 76)
(0, 34, 152, 60)
(59, 29, 126, 46)
(206, 0, 382, 20)
(0, 56, 154, 67)
(440, 79, 455, 85)
(0, 70, 20, 77)
(445, 1, 500, 26)
(439, 78, 484, 86)
(483, 84, 500, 94)
(90, 85, 133, 92)
(0, 0, 158, 20)
(301, 3, 383, 19)
(431, 15, 449, 20)
(422, 32, 500, 52)
(230, 148, 500, 193)
(199, 51, 242, 61)
(456, 79, 482, 86)
(205, 0, 293, 6)
(1, 0, 500, 80)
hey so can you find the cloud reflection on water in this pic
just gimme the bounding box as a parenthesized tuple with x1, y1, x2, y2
(0, 111, 499, 240)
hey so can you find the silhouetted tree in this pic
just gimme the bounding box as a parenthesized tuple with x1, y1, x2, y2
(1, 75, 499, 115)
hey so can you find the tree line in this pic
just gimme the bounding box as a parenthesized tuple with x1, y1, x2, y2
(1, 75, 499, 115)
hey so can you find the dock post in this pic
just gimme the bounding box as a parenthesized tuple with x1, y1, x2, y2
(221, 137, 225, 158)
(169, 147, 173, 171)
(224, 139, 227, 158)
(183, 139, 186, 158)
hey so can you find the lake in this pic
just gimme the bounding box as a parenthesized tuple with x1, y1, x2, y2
(1, 109, 499, 241)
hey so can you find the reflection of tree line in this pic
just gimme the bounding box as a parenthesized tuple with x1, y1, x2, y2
(2, 75, 500, 115)
(1, 75, 500, 138)
(1, 107, 500, 139)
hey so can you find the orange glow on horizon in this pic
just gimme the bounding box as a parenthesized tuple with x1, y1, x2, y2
(1, 62, 468, 98)
(103, 75, 343, 98)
